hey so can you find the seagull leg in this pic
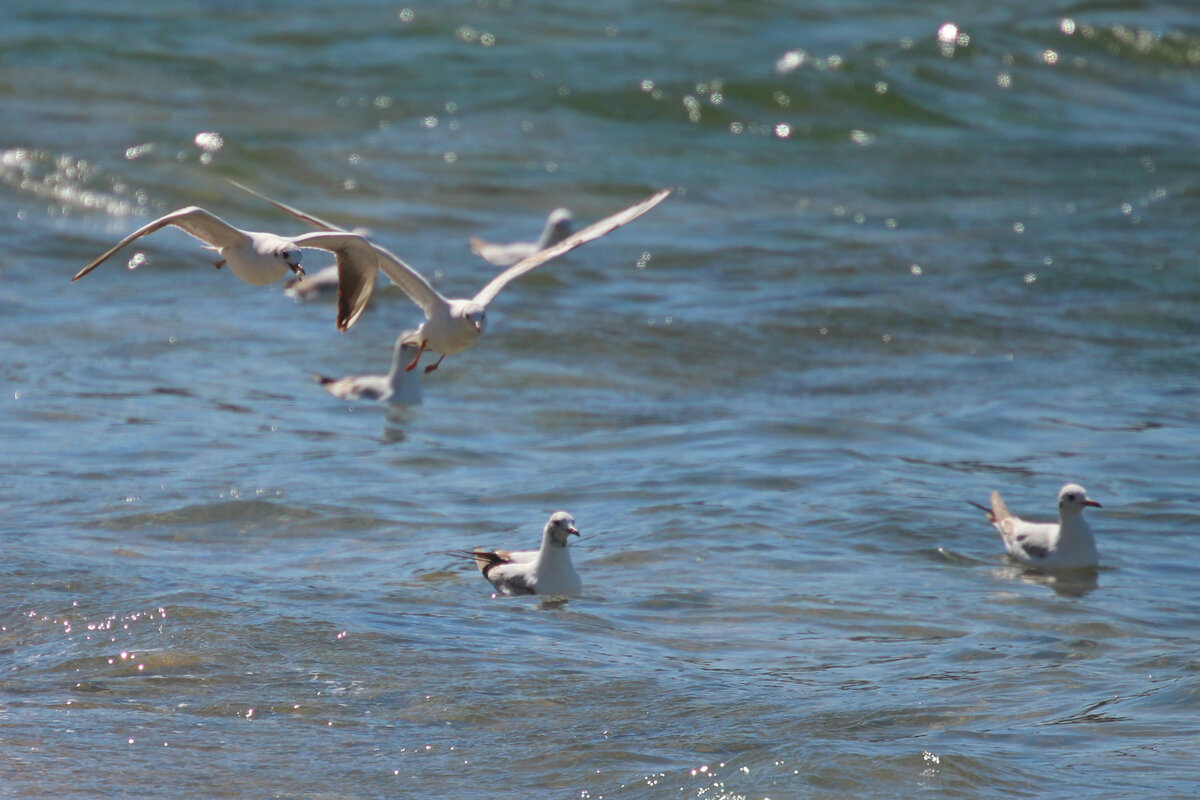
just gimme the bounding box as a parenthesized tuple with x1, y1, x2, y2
(403, 340, 428, 372)
(423, 355, 445, 374)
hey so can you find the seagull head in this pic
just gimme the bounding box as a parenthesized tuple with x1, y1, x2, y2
(1058, 483, 1101, 514)
(545, 208, 574, 243)
(464, 305, 487, 335)
(276, 247, 303, 274)
(393, 332, 423, 361)
(545, 511, 580, 547)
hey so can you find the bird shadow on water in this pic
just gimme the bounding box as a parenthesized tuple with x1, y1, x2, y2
(994, 564, 1101, 598)
(380, 406, 422, 443)
(537, 596, 573, 611)
(927, 547, 1102, 597)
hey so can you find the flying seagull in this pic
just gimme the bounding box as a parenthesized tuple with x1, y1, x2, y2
(72, 206, 378, 330)
(230, 180, 671, 372)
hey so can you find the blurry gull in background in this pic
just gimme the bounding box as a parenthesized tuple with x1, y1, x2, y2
(469, 207, 574, 266)
(313, 330, 423, 405)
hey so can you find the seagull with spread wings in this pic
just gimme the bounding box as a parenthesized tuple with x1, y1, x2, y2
(231, 181, 671, 372)
(71, 205, 378, 330)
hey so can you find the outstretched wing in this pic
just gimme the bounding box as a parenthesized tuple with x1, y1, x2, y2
(292, 231, 379, 331)
(471, 188, 671, 308)
(230, 179, 449, 318)
(227, 180, 344, 232)
(365, 240, 449, 319)
(72, 206, 249, 282)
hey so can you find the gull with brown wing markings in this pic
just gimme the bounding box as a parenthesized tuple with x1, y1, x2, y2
(452, 511, 582, 597)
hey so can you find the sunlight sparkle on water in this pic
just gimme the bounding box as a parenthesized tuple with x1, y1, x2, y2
(775, 49, 806, 74)
(193, 132, 223, 152)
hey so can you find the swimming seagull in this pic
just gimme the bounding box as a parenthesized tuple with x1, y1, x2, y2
(71, 206, 379, 331)
(469, 207, 574, 266)
(970, 483, 1101, 570)
(454, 511, 582, 597)
(284, 263, 341, 302)
(230, 180, 671, 372)
(313, 331, 423, 405)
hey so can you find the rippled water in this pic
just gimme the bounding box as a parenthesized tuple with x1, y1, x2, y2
(3, 2, 1200, 798)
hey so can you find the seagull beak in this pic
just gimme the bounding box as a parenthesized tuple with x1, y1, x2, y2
(1084, 499, 1102, 508)
(472, 320, 481, 333)
(568, 526, 580, 536)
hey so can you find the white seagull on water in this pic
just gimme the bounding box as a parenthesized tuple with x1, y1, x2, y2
(71, 206, 378, 331)
(469, 207, 574, 266)
(284, 263, 341, 302)
(455, 511, 582, 597)
(230, 181, 671, 373)
(970, 483, 1102, 570)
(313, 331, 423, 406)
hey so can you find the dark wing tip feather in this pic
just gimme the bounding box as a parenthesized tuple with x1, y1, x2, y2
(967, 500, 991, 514)
(447, 549, 510, 576)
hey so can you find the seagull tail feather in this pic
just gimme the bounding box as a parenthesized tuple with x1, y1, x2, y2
(988, 491, 1012, 523)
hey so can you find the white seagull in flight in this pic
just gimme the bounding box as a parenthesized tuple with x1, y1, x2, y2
(970, 483, 1102, 570)
(230, 181, 671, 372)
(71, 206, 378, 330)
(455, 511, 582, 597)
